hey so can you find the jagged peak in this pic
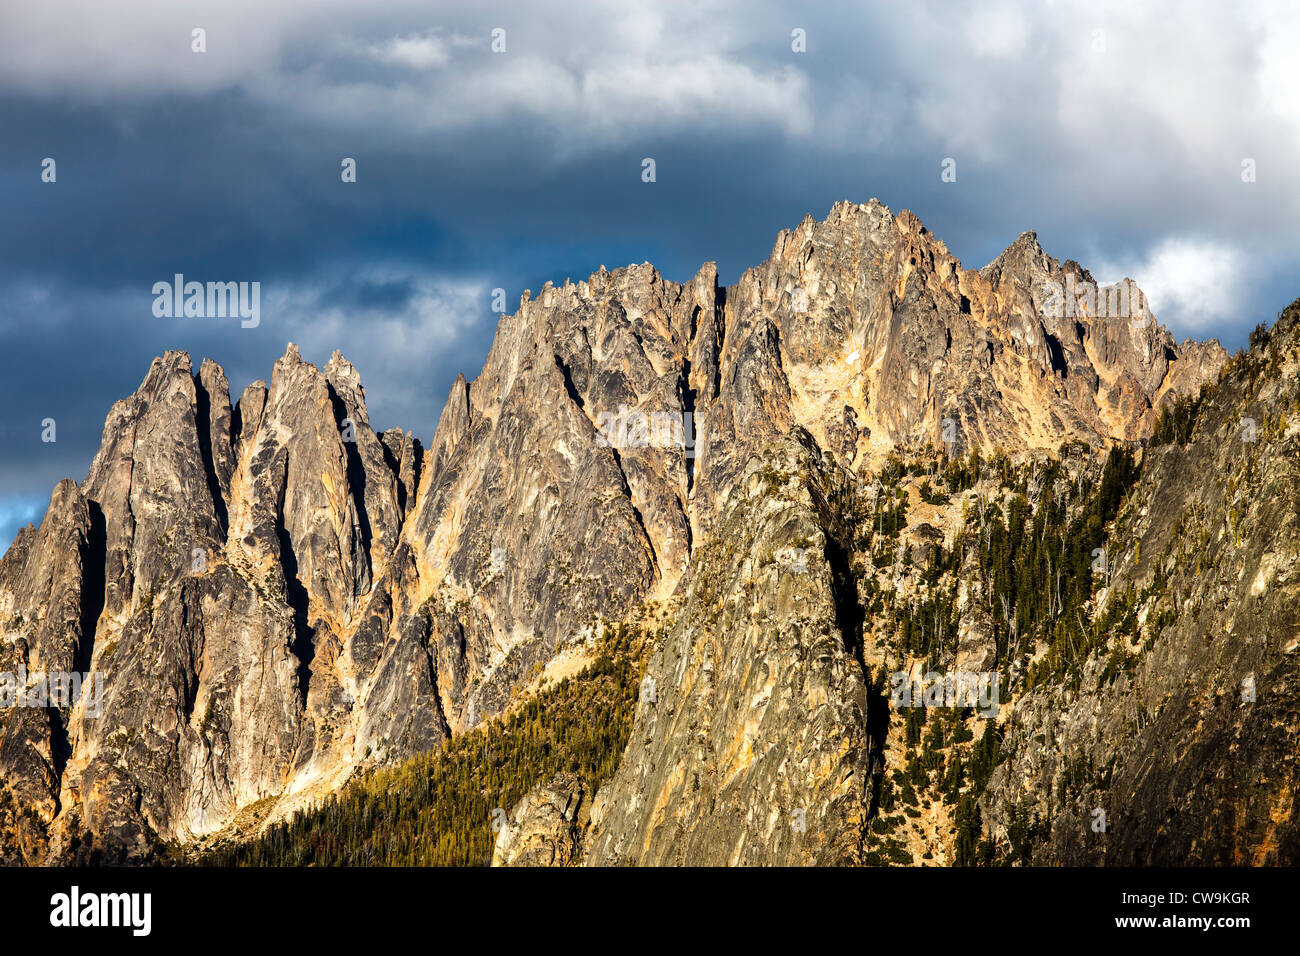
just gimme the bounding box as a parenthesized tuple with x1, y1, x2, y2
(48, 476, 82, 511)
(120, 352, 227, 404)
(982, 229, 1054, 278)
(148, 349, 193, 376)
(197, 357, 231, 401)
(1012, 228, 1042, 249)
(489, 254, 718, 346)
(827, 196, 895, 222)
(123, 350, 197, 404)
(895, 208, 925, 234)
(324, 349, 361, 383)
(1058, 258, 1097, 285)
(771, 198, 941, 262)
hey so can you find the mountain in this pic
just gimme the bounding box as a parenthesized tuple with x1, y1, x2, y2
(0, 199, 1244, 865)
(570, 302, 1300, 866)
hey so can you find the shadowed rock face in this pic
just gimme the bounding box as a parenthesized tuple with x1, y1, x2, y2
(0, 200, 1227, 863)
(0, 479, 96, 861)
(983, 306, 1300, 866)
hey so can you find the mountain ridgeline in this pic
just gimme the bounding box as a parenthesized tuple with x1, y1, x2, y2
(4, 199, 1296, 867)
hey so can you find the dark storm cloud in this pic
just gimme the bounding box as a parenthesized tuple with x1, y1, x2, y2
(2, 0, 1299, 548)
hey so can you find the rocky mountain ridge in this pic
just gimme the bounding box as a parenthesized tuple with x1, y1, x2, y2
(0, 199, 1229, 863)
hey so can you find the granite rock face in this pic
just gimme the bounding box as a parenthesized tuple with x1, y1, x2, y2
(0, 200, 1230, 863)
(719, 205, 1214, 475)
(0, 347, 436, 860)
(583, 432, 876, 866)
(490, 773, 588, 867)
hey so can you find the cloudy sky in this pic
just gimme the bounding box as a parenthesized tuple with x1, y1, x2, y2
(2, 0, 1299, 549)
